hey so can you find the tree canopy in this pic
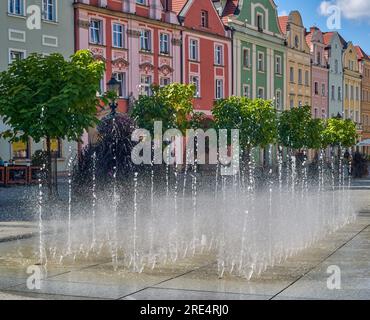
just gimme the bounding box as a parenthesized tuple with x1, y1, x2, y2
(0, 50, 105, 143)
(212, 97, 277, 149)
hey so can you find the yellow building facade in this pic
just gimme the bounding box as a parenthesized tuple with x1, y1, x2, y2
(343, 42, 362, 134)
(279, 11, 311, 109)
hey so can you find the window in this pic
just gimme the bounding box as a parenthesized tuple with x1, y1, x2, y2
(305, 70, 309, 86)
(258, 87, 264, 99)
(113, 72, 127, 98)
(12, 140, 29, 159)
(98, 77, 105, 96)
(294, 35, 299, 48)
(189, 39, 199, 61)
(298, 69, 302, 85)
(331, 85, 335, 100)
(275, 90, 281, 110)
(317, 51, 321, 65)
(356, 87, 359, 101)
(136, 0, 145, 4)
(345, 84, 348, 99)
(290, 67, 294, 82)
(8, 0, 24, 15)
(160, 33, 170, 54)
(257, 13, 264, 31)
(9, 50, 25, 64)
(314, 108, 318, 118)
(334, 59, 338, 73)
(140, 75, 152, 96)
(243, 85, 250, 98)
(314, 82, 319, 95)
(43, 0, 56, 22)
(350, 85, 354, 100)
(215, 79, 224, 99)
(290, 98, 294, 109)
(140, 30, 151, 51)
(90, 19, 103, 45)
(257, 52, 264, 72)
(322, 84, 326, 97)
(160, 77, 171, 87)
(275, 56, 282, 74)
(112, 23, 124, 48)
(215, 45, 223, 65)
(190, 75, 200, 97)
(201, 11, 208, 28)
(243, 48, 250, 68)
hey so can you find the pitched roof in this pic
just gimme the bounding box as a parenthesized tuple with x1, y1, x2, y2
(221, 0, 239, 23)
(172, 0, 189, 15)
(355, 45, 370, 60)
(278, 16, 288, 34)
(322, 31, 347, 47)
(323, 32, 334, 45)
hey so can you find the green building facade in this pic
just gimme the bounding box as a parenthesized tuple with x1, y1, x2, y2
(221, 0, 286, 110)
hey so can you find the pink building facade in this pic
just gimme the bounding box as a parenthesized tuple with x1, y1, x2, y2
(75, 0, 183, 116)
(306, 27, 329, 119)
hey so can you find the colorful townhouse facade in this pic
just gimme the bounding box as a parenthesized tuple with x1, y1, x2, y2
(343, 42, 362, 133)
(74, 0, 231, 116)
(279, 11, 311, 110)
(0, 0, 77, 171)
(220, 0, 286, 110)
(323, 32, 346, 118)
(356, 46, 370, 153)
(306, 26, 328, 119)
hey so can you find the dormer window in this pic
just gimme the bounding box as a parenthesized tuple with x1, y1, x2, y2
(201, 10, 209, 28)
(294, 35, 299, 49)
(317, 51, 321, 65)
(257, 13, 264, 31)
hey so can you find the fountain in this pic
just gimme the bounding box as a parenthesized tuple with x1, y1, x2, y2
(29, 115, 358, 281)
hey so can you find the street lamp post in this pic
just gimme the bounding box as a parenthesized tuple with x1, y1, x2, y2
(106, 77, 120, 116)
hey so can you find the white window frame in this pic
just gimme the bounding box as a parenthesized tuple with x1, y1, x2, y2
(257, 51, 264, 72)
(189, 38, 199, 61)
(140, 29, 152, 52)
(90, 19, 103, 45)
(243, 84, 250, 98)
(42, 0, 57, 22)
(160, 77, 171, 87)
(215, 79, 224, 100)
(8, 0, 25, 16)
(8, 48, 26, 64)
(112, 23, 124, 48)
(112, 72, 127, 98)
(275, 55, 282, 75)
(214, 44, 223, 66)
(159, 33, 170, 54)
(257, 87, 265, 99)
(140, 74, 152, 96)
(190, 75, 200, 97)
(243, 48, 250, 69)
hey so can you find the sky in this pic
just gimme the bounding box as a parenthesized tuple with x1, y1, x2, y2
(275, 0, 370, 53)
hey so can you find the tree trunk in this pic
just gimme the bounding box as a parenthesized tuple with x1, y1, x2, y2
(46, 137, 58, 200)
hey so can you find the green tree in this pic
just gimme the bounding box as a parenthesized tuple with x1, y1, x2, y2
(323, 118, 358, 148)
(278, 106, 322, 150)
(213, 97, 277, 156)
(130, 83, 196, 134)
(0, 50, 105, 197)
